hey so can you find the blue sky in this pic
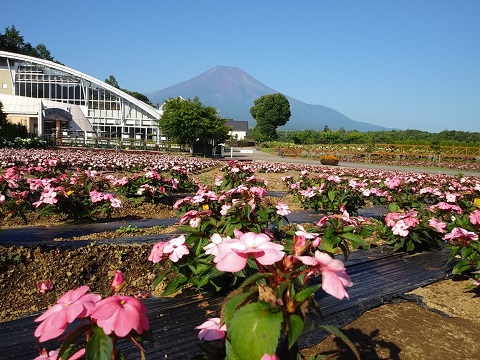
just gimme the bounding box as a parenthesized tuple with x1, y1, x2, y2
(2, 0, 479, 132)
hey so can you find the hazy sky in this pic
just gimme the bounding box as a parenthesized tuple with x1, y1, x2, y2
(2, 0, 479, 132)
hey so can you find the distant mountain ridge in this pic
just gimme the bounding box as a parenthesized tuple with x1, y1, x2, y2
(147, 66, 389, 131)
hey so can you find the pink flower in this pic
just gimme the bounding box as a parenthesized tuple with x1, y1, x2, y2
(250, 186, 267, 198)
(179, 209, 198, 225)
(295, 225, 319, 239)
(148, 241, 167, 263)
(163, 235, 189, 262)
(403, 215, 419, 228)
(33, 185, 58, 208)
(261, 354, 280, 360)
(214, 232, 285, 272)
(109, 197, 122, 208)
(189, 217, 201, 228)
(220, 204, 231, 216)
(204, 234, 230, 256)
(34, 348, 85, 360)
(293, 235, 307, 255)
(196, 317, 227, 341)
(385, 212, 402, 227)
(36, 280, 54, 294)
(111, 270, 126, 293)
(391, 220, 410, 237)
(443, 227, 479, 245)
(296, 251, 352, 300)
(469, 210, 480, 226)
(0, 194, 6, 205)
(275, 202, 291, 216)
(429, 218, 447, 233)
(90, 295, 150, 337)
(317, 216, 329, 227)
(34, 286, 101, 342)
(89, 189, 105, 203)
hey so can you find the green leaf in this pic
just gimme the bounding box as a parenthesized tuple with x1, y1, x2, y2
(340, 232, 369, 248)
(223, 288, 257, 325)
(286, 313, 304, 349)
(388, 202, 401, 212)
(151, 270, 171, 291)
(406, 239, 415, 252)
(452, 259, 473, 274)
(327, 189, 335, 202)
(225, 339, 240, 360)
(86, 325, 114, 360)
(239, 272, 271, 289)
(228, 302, 283, 360)
(294, 284, 321, 304)
(162, 273, 188, 296)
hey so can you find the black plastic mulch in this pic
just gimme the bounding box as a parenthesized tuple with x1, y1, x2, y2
(0, 244, 452, 359)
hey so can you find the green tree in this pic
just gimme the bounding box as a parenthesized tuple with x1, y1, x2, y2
(32, 43, 54, 61)
(105, 75, 154, 106)
(105, 75, 120, 89)
(0, 25, 55, 61)
(0, 25, 24, 53)
(127, 91, 153, 106)
(159, 97, 230, 155)
(249, 93, 291, 142)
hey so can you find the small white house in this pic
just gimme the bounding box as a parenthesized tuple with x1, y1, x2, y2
(226, 120, 249, 140)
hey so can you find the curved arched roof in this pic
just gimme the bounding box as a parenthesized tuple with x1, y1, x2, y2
(0, 51, 162, 119)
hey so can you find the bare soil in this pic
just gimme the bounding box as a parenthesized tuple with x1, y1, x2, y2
(1, 167, 479, 359)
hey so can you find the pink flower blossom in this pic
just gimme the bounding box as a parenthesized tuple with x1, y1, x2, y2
(34, 286, 101, 342)
(89, 189, 105, 203)
(111, 270, 126, 293)
(189, 217, 201, 228)
(443, 227, 479, 245)
(250, 186, 267, 198)
(295, 251, 352, 300)
(36, 280, 54, 294)
(261, 354, 280, 360)
(204, 234, 230, 256)
(293, 235, 307, 255)
(163, 235, 190, 262)
(0, 194, 6, 205)
(295, 225, 319, 239)
(220, 204, 231, 216)
(317, 216, 329, 227)
(90, 295, 150, 337)
(34, 348, 85, 360)
(214, 232, 285, 272)
(469, 210, 480, 226)
(33, 185, 58, 208)
(148, 241, 167, 263)
(385, 212, 403, 227)
(179, 209, 198, 225)
(196, 317, 227, 341)
(429, 218, 447, 233)
(275, 202, 291, 216)
(385, 177, 401, 189)
(391, 220, 410, 237)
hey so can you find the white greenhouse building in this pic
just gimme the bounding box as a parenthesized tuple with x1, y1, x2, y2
(0, 51, 163, 146)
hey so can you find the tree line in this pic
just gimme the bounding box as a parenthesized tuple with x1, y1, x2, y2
(276, 128, 480, 147)
(0, 25, 55, 62)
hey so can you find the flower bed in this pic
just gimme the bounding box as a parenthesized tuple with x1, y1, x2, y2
(2, 150, 480, 359)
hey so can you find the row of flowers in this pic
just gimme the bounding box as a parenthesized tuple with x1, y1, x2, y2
(0, 161, 197, 222)
(0, 148, 219, 173)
